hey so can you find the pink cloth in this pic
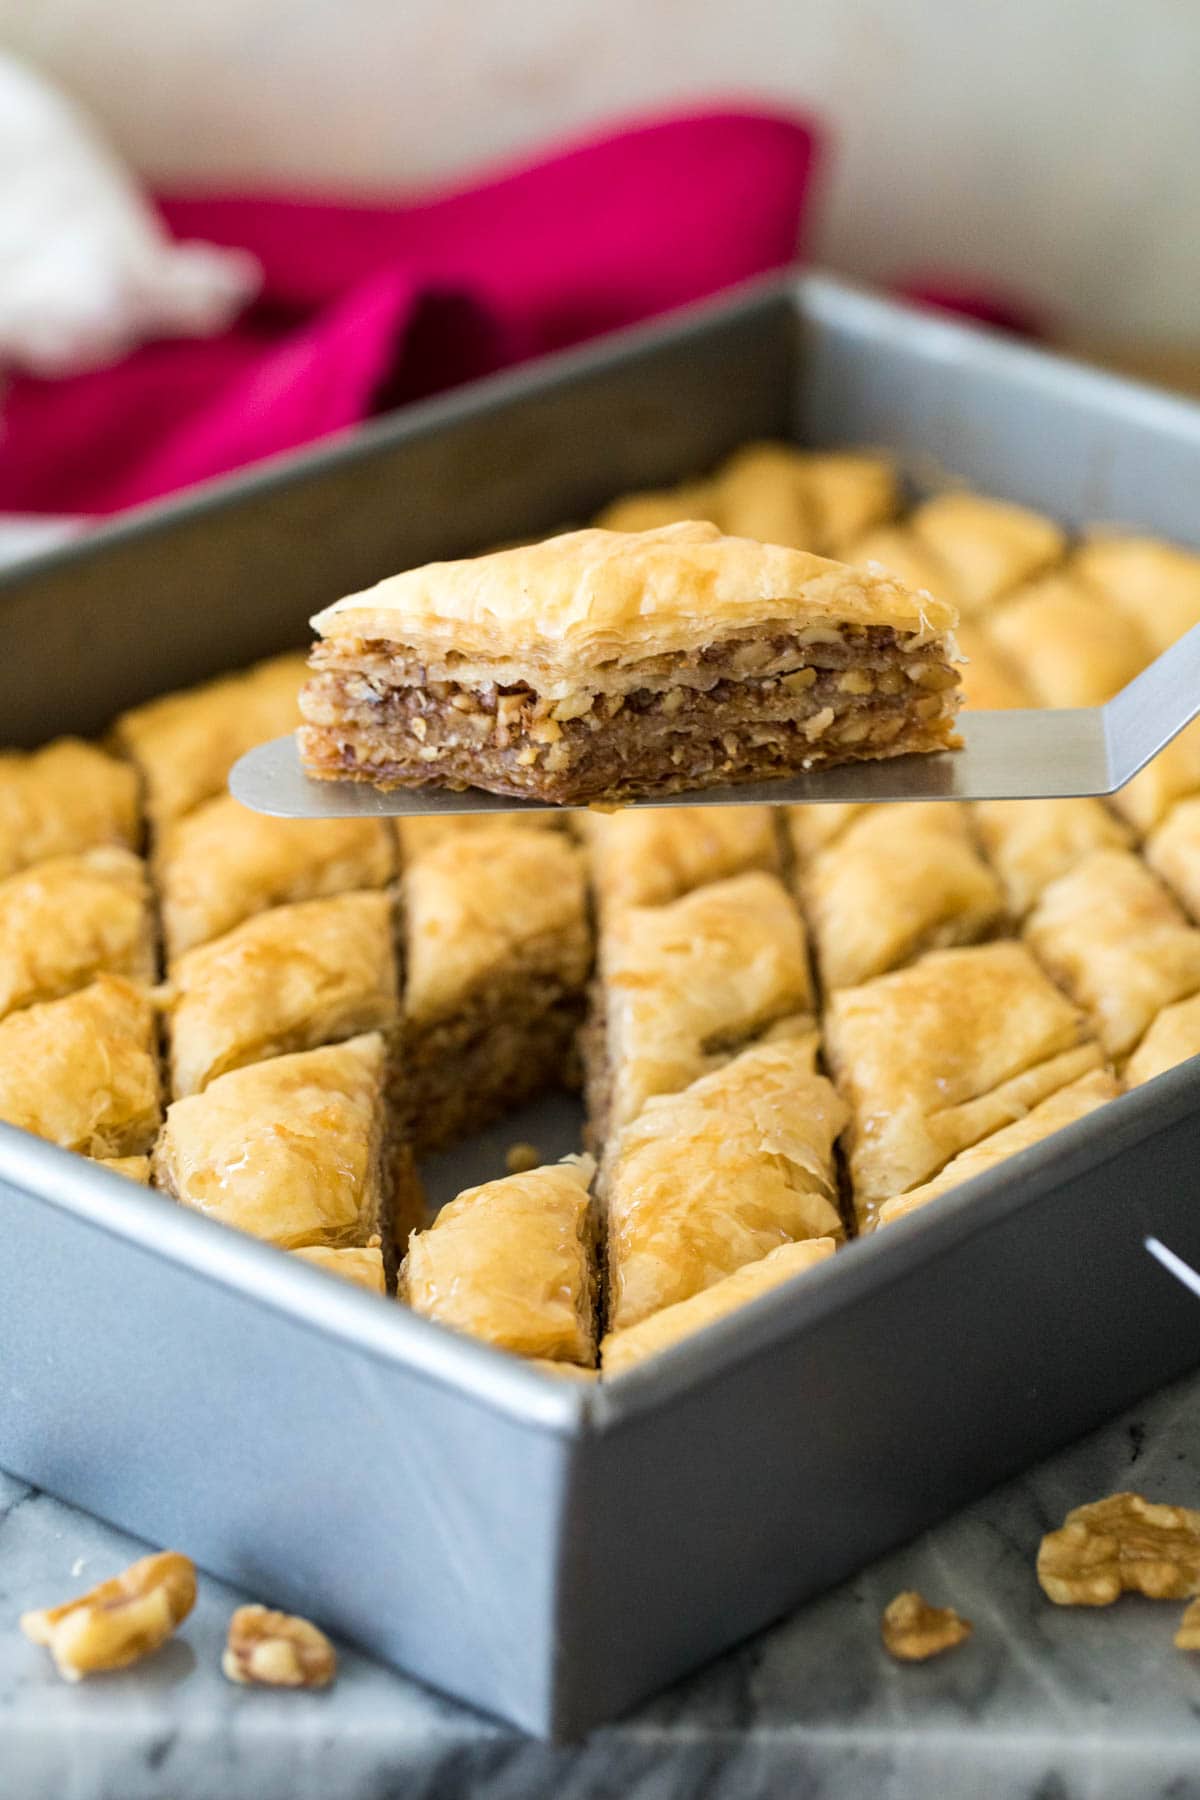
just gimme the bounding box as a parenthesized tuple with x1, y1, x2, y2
(0, 107, 820, 515)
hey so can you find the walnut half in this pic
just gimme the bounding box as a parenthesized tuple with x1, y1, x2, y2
(881, 1590, 972, 1662)
(20, 1551, 196, 1681)
(222, 1604, 337, 1688)
(1037, 1492, 1200, 1606)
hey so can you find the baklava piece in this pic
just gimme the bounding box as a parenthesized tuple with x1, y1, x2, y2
(908, 492, 1066, 614)
(1111, 721, 1200, 837)
(792, 802, 1004, 991)
(1025, 849, 1200, 1060)
(1125, 993, 1200, 1088)
(299, 523, 961, 805)
(153, 1034, 419, 1254)
(94, 1154, 152, 1183)
(156, 796, 394, 961)
(602, 1235, 836, 1375)
(579, 804, 779, 917)
(715, 444, 897, 553)
(0, 739, 139, 880)
(164, 892, 399, 1097)
(876, 1069, 1119, 1229)
(596, 480, 720, 535)
(1146, 798, 1200, 922)
(953, 623, 1034, 712)
(292, 1243, 386, 1293)
(1073, 537, 1200, 656)
(393, 813, 562, 861)
(603, 1034, 845, 1334)
(400, 824, 591, 1154)
(985, 572, 1151, 707)
(848, 525, 960, 609)
(113, 651, 308, 828)
(0, 976, 160, 1157)
(824, 941, 1101, 1222)
(399, 1158, 596, 1366)
(0, 849, 155, 1022)
(585, 871, 814, 1147)
(973, 798, 1131, 918)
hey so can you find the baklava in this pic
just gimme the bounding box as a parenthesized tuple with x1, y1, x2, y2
(908, 492, 1066, 614)
(399, 823, 591, 1154)
(0, 849, 155, 1022)
(1125, 992, 1200, 1088)
(298, 523, 961, 805)
(985, 572, 1151, 707)
(154, 1033, 416, 1254)
(602, 1034, 845, 1334)
(292, 1243, 387, 1293)
(601, 1235, 836, 1375)
(824, 941, 1101, 1221)
(973, 798, 1131, 918)
(1145, 797, 1200, 922)
(0, 739, 139, 880)
(1111, 720, 1200, 836)
(399, 1158, 596, 1365)
(164, 891, 399, 1097)
(0, 976, 160, 1157)
(1073, 536, 1200, 656)
(95, 1155, 152, 1183)
(579, 804, 779, 917)
(1024, 848, 1200, 1060)
(585, 871, 814, 1147)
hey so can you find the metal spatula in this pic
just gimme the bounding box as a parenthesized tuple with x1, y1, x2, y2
(230, 624, 1200, 820)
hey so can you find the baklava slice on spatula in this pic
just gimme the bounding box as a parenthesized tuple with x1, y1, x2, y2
(297, 523, 961, 806)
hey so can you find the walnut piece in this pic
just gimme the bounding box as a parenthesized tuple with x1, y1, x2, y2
(881, 1590, 972, 1662)
(1037, 1492, 1200, 1606)
(222, 1604, 337, 1688)
(20, 1551, 196, 1681)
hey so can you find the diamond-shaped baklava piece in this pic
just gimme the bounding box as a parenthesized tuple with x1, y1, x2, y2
(1111, 721, 1200, 836)
(601, 1235, 836, 1375)
(716, 444, 897, 553)
(399, 1158, 596, 1366)
(156, 796, 394, 961)
(973, 798, 1131, 918)
(586, 871, 814, 1146)
(113, 651, 308, 828)
(1146, 797, 1200, 922)
(1073, 536, 1200, 656)
(1025, 848, 1200, 1060)
(400, 824, 591, 1154)
(1125, 993, 1200, 1088)
(0, 739, 139, 880)
(164, 891, 399, 1097)
(876, 1068, 1119, 1229)
(580, 805, 779, 917)
(153, 1034, 408, 1252)
(0, 849, 155, 1022)
(292, 1243, 386, 1293)
(603, 1033, 845, 1334)
(792, 802, 1004, 991)
(824, 941, 1101, 1221)
(985, 572, 1151, 706)
(299, 523, 961, 805)
(0, 976, 160, 1157)
(908, 492, 1066, 614)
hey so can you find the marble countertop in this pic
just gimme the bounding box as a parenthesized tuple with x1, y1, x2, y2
(6, 1370, 1200, 1800)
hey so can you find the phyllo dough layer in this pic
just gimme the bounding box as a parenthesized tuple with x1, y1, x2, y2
(299, 522, 960, 804)
(0, 739, 139, 880)
(0, 976, 160, 1157)
(399, 1158, 596, 1365)
(0, 849, 155, 1021)
(603, 1035, 845, 1334)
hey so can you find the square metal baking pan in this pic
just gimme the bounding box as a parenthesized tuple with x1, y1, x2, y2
(3, 273, 1200, 1740)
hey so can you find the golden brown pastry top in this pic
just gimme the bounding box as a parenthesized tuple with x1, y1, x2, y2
(909, 492, 1066, 613)
(1074, 536, 1200, 655)
(595, 481, 720, 535)
(156, 795, 394, 963)
(0, 849, 154, 1022)
(953, 623, 1033, 711)
(402, 824, 589, 1025)
(876, 1068, 1119, 1227)
(973, 798, 1131, 918)
(164, 891, 399, 1097)
(0, 738, 140, 881)
(311, 522, 958, 690)
(1112, 719, 1200, 836)
(399, 1158, 596, 1365)
(1145, 795, 1200, 922)
(824, 941, 1099, 1211)
(94, 1154, 152, 1182)
(1125, 992, 1200, 1088)
(1025, 848, 1200, 1059)
(602, 1235, 836, 1375)
(581, 805, 779, 915)
(986, 573, 1151, 707)
(153, 1034, 386, 1250)
(292, 1243, 386, 1294)
(0, 976, 160, 1157)
(113, 652, 307, 827)
(604, 1034, 845, 1332)
(600, 871, 814, 1138)
(848, 524, 960, 608)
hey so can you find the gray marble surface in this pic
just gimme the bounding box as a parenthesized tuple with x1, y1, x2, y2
(5, 1370, 1200, 1800)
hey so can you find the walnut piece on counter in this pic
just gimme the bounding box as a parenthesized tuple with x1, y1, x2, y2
(20, 1551, 196, 1681)
(1037, 1492, 1200, 1605)
(222, 1604, 337, 1688)
(881, 1590, 973, 1662)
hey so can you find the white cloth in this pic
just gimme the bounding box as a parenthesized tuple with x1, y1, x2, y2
(0, 54, 259, 377)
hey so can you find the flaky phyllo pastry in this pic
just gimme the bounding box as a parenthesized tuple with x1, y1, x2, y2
(299, 523, 961, 804)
